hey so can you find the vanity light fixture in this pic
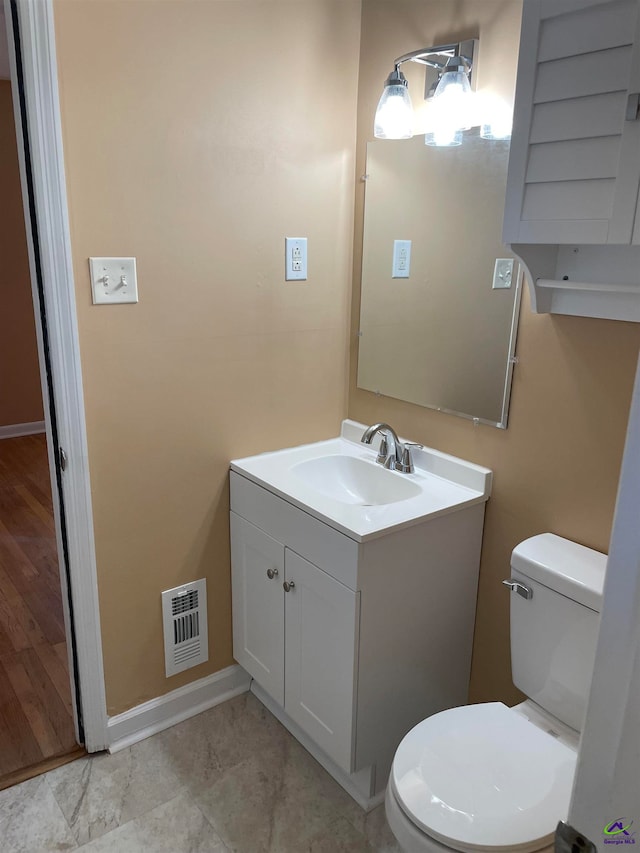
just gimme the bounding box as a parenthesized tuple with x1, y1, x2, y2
(374, 39, 513, 146)
(374, 40, 476, 142)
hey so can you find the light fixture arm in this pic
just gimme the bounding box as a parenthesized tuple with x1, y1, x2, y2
(391, 42, 474, 75)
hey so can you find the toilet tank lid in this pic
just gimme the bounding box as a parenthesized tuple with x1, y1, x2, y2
(511, 534, 607, 612)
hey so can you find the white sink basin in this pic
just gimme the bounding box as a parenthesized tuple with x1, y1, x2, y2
(291, 454, 422, 506)
(230, 420, 492, 541)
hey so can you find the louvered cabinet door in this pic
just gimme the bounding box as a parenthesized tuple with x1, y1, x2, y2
(504, 0, 640, 245)
(230, 512, 285, 704)
(283, 549, 360, 774)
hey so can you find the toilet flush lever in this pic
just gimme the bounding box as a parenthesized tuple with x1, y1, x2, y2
(502, 579, 533, 600)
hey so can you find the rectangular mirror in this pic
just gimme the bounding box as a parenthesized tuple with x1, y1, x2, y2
(357, 2, 522, 429)
(357, 132, 521, 428)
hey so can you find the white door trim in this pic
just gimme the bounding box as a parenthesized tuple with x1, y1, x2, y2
(5, 0, 108, 751)
(566, 352, 640, 844)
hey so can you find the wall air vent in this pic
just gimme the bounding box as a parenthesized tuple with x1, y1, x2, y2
(161, 579, 208, 677)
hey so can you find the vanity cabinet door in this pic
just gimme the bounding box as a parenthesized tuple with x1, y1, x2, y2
(283, 549, 360, 774)
(230, 512, 285, 704)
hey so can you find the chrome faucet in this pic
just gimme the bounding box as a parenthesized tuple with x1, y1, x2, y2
(360, 423, 422, 473)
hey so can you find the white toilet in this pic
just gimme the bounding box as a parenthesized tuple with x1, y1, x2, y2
(385, 533, 607, 853)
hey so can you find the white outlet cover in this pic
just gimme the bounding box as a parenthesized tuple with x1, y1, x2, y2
(285, 237, 307, 281)
(89, 257, 138, 304)
(392, 240, 411, 279)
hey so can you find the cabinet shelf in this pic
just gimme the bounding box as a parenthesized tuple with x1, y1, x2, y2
(512, 242, 640, 322)
(536, 280, 640, 294)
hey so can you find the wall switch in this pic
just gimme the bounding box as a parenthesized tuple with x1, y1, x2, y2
(285, 238, 307, 281)
(392, 240, 411, 278)
(492, 258, 514, 289)
(89, 257, 138, 304)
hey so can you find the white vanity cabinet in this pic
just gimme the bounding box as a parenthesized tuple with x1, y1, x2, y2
(231, 511, 359, 772)
(504, 0, 640, 320)
(229, 457, 488, 808)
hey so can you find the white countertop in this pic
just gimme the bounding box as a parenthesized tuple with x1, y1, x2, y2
(230, 420, 492, 542)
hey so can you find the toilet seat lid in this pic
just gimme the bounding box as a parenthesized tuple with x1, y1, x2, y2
(391, 702, 576, 853)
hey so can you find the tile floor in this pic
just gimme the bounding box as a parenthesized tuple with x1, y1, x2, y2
(0, 692, 402, 852)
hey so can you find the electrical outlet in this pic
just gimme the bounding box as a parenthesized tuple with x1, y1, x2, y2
(492, 258, 514, 289)
(392, 240, 411, 279)
(285, 238, 307, 281)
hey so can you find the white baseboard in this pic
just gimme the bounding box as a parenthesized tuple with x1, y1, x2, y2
(107, 664, 250, 753)
(251, 682, 385, 812)
(0, 420, 46, 439)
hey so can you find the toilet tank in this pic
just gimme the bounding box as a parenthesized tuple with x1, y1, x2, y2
(509, 533, 607, 732)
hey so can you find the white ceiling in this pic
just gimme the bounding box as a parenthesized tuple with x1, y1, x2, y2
(0, 5, 11, 80)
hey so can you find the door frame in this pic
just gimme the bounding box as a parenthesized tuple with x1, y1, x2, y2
(564, 351, 640, 847)
(4, 0, 108, 751)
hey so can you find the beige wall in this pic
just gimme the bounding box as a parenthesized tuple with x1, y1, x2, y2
(0, 81, 44, 429)
(351, 0, 640, 705)
(54, 0, 361, 715)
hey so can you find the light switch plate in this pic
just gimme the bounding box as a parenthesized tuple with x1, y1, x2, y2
(89, 257, 138, 304)
(492, 258, 514, 289)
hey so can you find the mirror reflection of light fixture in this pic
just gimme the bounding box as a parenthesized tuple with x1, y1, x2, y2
(374, 41, 476, 143)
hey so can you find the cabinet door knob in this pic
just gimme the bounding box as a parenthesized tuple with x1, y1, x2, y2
(267, 568, 278, 579)
(283, 580, 295, 592)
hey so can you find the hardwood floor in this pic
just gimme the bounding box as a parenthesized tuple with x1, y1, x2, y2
(0, 434, 80, 786)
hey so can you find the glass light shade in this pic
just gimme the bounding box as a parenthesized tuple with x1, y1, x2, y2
(431, 68, 473, 131)
(480, 96, 513, 140)
(425, 126, 463, 147)
(435, 68, 472, 97)
(374, 82, 414, 139)
(423, 91, 464, 147)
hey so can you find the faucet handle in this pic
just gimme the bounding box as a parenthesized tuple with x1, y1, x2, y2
(376, 435, 389, 466)
(399, 442, 423, 474)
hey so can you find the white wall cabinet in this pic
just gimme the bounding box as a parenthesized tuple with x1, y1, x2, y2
(504, 0, 640, 320)
(230, 470, 486, 808)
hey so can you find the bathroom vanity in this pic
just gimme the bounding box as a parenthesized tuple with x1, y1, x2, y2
(229, 420, 492, 808)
